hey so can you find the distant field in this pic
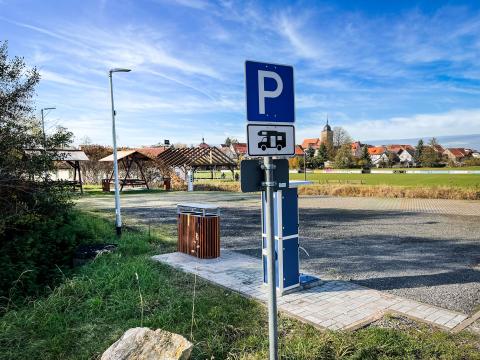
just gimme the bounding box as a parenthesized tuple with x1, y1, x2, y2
(290, 173, 480, 188)
(194, 169, 480, 188)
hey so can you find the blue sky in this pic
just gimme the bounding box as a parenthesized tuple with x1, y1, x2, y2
(2, 0, 480, 148)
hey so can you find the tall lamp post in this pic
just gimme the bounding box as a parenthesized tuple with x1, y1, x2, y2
(41, 107, 56, 149)
(109, 68, 131, 236)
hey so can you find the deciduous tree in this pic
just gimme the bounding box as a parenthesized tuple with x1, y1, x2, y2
(332, 126, 352, 148)
(334, 144, 354, 168)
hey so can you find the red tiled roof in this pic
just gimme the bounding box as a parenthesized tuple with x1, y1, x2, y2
(447, 148, 470, 158)
(432, 145, 445, 153)
(295, 145, 304, 156)
(302, 138, 320, 149)
(351, 141, 362, 150)
(368, 146, 386, 155)
(232, 143, 247, 154)
(386, 144, 415, 153)
(137, 147, 168, 159)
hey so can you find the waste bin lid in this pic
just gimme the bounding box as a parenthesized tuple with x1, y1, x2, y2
(177, 203, 220, 215)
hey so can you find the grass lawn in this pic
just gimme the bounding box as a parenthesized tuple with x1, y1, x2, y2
(291, 173, 480, 188)
(1, 212, 479, 359)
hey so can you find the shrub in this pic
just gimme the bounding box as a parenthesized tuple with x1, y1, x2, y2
(0, 41, 79, 308)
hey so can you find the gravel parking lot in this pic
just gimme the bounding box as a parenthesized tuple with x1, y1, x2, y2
(78, 192, 480, 314)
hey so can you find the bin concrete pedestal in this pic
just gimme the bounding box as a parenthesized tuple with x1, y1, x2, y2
(261, 180, 320, 295)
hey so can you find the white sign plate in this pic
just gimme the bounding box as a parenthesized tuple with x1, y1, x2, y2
(246, 124, 295, 156)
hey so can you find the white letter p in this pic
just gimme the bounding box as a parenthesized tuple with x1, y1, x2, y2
(258, 70, 283, 115)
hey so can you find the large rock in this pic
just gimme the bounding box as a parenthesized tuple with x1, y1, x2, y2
(101, 327, 193, 360)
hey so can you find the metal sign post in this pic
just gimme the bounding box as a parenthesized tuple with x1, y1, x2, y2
(263, 156, 278, 360)
(245, 60, 295, 360)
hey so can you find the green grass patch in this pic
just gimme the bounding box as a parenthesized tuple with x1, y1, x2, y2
(291, 173, 480, 188)
(1, 213, 478, 359)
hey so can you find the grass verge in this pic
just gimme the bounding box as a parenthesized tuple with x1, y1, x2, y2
(1, 212, 478, 359)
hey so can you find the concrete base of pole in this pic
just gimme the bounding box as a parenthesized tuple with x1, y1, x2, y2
(116, 226, 122, 236)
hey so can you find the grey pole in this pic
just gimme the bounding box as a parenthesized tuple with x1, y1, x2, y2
(109, 71, 122, 236)
(41, 109, 46, 148)
(40, 107, 55, 149)
(264, 156, 278, 360)
(304, 150, 307, 181)
(109, 69, 131, 235)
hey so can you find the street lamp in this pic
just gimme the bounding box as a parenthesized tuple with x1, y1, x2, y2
(41, 107, 56, 149)
(109, 68, 131, 236)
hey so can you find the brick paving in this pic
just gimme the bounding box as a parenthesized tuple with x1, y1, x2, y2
(300, 196, 480, 217)
(77, 192, 480, 217)
(152, 251, 469, 331)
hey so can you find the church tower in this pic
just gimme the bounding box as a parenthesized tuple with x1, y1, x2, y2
(320, 118, 333, 145)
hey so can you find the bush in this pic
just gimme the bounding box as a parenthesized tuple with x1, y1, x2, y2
(0, 206, 112, 310)
(464, 158, 480, 166)
(0, 42, 79, 308)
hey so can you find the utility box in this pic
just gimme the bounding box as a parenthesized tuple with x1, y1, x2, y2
(177, 203, 220, 259)
(261, 181, 313, 294)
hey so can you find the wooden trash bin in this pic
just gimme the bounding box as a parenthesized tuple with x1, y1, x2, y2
(163, 177, 171, 191)
(177, 204, 220, 259)
(102, 179, 111, 192)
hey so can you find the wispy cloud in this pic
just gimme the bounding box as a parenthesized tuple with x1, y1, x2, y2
(2, 1, 480, 147)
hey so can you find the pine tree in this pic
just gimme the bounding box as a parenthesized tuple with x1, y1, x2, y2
(359, 146, 372, 168)
(415, 139, 424, 164)
(305, 147, 315, 168)
(315, 142, 328, 165)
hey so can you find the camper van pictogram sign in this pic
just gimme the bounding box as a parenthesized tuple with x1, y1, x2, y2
(247, 124, 295, 156)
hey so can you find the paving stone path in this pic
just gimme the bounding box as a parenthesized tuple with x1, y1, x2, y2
(153, 251, 468, 331)
(300, 196, 480, 217)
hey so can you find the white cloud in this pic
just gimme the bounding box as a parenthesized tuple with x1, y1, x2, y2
(342, 109, 480, 141)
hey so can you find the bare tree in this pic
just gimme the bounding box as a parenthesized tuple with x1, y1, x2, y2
(173, 143, 187, 148)
(332, 126, 352, 148)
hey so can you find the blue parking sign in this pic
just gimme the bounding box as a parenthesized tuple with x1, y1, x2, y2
(245, 61, 294, 123)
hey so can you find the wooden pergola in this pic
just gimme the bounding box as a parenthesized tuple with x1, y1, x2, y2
(25, 149, 89, 194)
(99, 149, 165, 191)
(58, 150, 89, 194)
(156, 146, 237, 179)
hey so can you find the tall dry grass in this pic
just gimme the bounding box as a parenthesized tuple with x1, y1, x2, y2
(193, 182, 480, 200)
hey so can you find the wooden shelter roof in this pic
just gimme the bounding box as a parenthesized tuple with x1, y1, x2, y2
(98, 147, 168, 162)
(25, 149, 89, 161)
(156, 146, 236, 167)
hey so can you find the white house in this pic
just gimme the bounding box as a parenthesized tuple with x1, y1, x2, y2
(398, 149, 416, 167)
(368, 147, 389, 167)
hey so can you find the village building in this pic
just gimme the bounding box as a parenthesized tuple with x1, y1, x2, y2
(368, 146, 390, 167)
(320, 120, 334, 145)
(301, 120, 334, 154)
(386, 144, 415, 153)
(294, 145, 304, 157)
(443, 148, 472, 164)
(198, 137, 210, 148)
(397, 148, 416, 167)
(431, 144, 445, 155)
(351, 141, 363, 157)
(301, 137, 320, 150)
